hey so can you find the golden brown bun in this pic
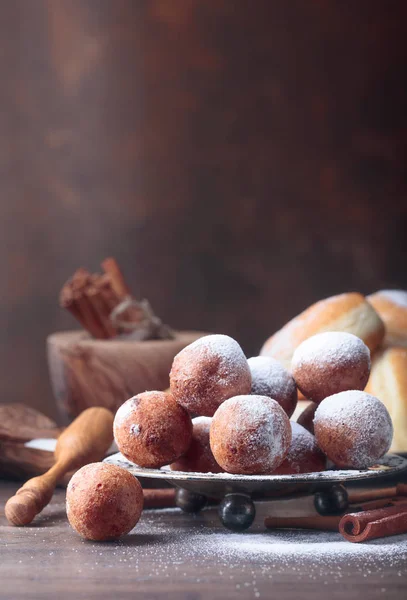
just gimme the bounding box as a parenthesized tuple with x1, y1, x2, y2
(260, 293, 384, 371)
(365, 346, 407, 453)
(367, 290, 407, 347)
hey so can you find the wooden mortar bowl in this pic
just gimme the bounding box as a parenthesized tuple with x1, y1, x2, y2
(47, 330, 205, 421)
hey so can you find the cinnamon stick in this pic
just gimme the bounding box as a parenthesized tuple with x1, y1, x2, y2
(143, 488, 176, 509)
(339, 501, 407, 543)
(348, 483, 407, 505)
(265, 515, 341, 531)
(101, 258, 147, 327)
(85, 286, 117, 338)
(60, 269, 107, 339)
(73, 292, 108, 339)
(59, 288, 89, 331)
(398, 483, 407, 496)
(348, 487, 397, 504)
(94, 275, 122, 311)
(101, 258, 131, 299)
(352, 495, 407, 512)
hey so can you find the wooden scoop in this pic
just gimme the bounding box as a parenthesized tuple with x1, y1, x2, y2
(5, 406, 114, 526)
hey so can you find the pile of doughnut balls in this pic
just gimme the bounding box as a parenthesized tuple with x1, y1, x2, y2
(111, 331, 392, 475)
(67, 288, 407, 541)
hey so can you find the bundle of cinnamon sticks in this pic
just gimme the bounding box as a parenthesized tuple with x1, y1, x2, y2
(59, 258, 170, 340)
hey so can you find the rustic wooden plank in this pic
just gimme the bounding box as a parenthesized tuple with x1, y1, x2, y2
(1, 480, 406, 599)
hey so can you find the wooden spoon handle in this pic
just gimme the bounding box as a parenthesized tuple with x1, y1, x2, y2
(5, 407, 114, 526)
(5, 467, 60, 526)
(54, 406, 114, 468)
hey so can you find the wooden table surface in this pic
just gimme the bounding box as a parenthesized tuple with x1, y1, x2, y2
(1, 480, 406, 600)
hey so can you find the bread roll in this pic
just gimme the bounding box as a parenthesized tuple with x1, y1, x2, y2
(365, 346, 407, 453)
(260, 292, 384, 370)
(368, 290, 407, 347)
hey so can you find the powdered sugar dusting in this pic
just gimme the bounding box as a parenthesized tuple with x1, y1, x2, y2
(64, 508, 407, 590)
(113, 396, 141, 430)
(134, 511, 407, 566)
(186, 334, 247, 368)
(379, 289, 407, 307)
(314, 391, 393, 468)
(315, 391, 390, 427)
(206, 529, 407, 564)
(170, 334, 251, 416)
(109, 510, 407, 578)
(292, 331, 371, 371)
(130, 424, 141, 436)
(248, 356, 296, 402)
(212, 395, 291, 473)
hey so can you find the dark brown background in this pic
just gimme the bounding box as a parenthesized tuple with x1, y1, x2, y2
(1, 0, 406, 419)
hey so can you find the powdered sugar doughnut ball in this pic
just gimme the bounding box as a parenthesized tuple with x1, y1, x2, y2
(291, 332, 371, 403)
(66, 463, 143, 541)
(273, 422, 326, 475)
(313, 391, 393, 468)
(114, 391, 193, 468)
(209, 395, 291, 474)
(248, 356, 297, 417)
(170, 334, 251, 417)
(170, 417, 223, 473)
